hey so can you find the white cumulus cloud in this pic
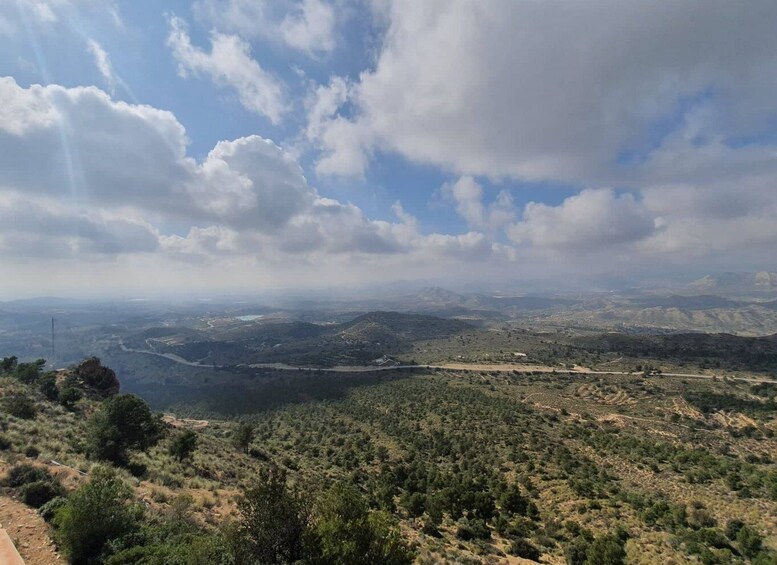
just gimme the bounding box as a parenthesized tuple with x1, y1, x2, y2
(167, 15, 288, 123)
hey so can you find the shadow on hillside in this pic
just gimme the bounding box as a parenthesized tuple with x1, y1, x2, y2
(123, 367, 422, 417)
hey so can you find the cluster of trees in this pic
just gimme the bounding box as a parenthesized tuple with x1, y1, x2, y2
(5, 462, 411, 565)
(4, 354, 776, 564)
(574, 425, 777, 501)
(1, 356, 413, 564)
(0, 356, 121, 412)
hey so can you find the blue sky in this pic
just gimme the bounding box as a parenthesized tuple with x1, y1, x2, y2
(1, 0, 777, 297)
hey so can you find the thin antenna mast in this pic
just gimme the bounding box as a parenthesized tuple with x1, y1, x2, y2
(51, 317, 55, 368)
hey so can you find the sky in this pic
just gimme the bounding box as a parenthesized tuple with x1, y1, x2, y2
(1, 0, 777, 298)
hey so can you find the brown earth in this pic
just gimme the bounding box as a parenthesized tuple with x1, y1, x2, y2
(0, 496, 63, 564)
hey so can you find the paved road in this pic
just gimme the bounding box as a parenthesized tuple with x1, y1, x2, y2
(117, 343, 777, 384)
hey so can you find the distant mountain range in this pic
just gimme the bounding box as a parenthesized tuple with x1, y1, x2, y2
(688, 272, 777, 294)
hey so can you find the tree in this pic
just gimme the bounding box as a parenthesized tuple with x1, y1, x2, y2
(14, 359, 46, 384)
(509, 538, 541, 560)
(169, 429, 198, 462)
(232, 422, 255, 453)
(53, 466, 143, 564)
(736, 525, 763, 559)
(39, 372, 59, 401)
(231, 467, 309, 565)
(59, 384, 83, 410)
(0, 355, 18, 373)
(584, 532, 626, 565)
(87, 394, 163, 465)
(310, 483, 413, 565)
(500, 484, 528, 516)
(3, 394, 36, 419)
(75, 357, 120, 397)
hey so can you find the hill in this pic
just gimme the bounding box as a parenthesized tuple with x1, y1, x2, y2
(689, 272, 777, 294)
(1, 352, 775, 564)
(123, 312, 472, 367)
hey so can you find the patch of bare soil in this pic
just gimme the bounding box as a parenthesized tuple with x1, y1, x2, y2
(712, 411, 758, 430)
(162, 414, 209, 430)
(0, 496, 63, 564)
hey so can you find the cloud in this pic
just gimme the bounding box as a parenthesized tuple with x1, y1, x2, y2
(439, 176, 515, 233)
(86, 39, 116, 92)
(508, 190, 656, 251)
(280, 0, 337, 54)
(167, 15, 287, 123)
(0, 76, 497, 289)
(0, 192, 159, 258)
(195, 0, 337, 55)
(0, 0, 122, 34)
(308, 0, 777, 182)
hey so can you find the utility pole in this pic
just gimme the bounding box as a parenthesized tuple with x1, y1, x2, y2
(51, 317, 55, 368)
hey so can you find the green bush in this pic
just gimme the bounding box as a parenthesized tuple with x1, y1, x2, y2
(3, 394, 37, 419)
(105, 535, 232, 565)
(508, 538, 541, 560)
(309, 482, 413, 564)
(39, 373, 59, 401)
(4, 463, 50, 487)
(455, 518, 490, 541)
(231, 467, 308, 564)
(736, 525, 763, 559)
(86, 394, 163, 465)
(584, 532, 626, 565)
(53, 466, 143, 564)
(232, 422, 255, 453)
(38, 496, 67, 522)
(59, 385, 83, 410)
(169, 429, 198, 462)
(21, 480, 65, 508)
(14, 360, 46, 384)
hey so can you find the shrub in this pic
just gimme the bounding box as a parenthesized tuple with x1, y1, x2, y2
(105, 535, 232, 565)
(736, 525, 763, 559)
(232, 422, 255, 453)
(231, 467, 309, 565)
(0, 356, 18, 373)
(508, 538, 541, 560)
(584, 532, 626, 565)
(455, 518, 490, 541)
(75, 358, 120, 397)
(86, 394, 163, 465)
(14, 360, 46, 384)
(725, 519, 745, 540)
(500, 484, 528, 515)
(59, 385, 83, 410)
(4, 463, 50, 487)
(38, 496, 67, 522)
(3, 394, 37, 419)
(169, 429, 198, 462)
(25, 445, 40, 458)
(53, 466, 143, 564)
(39, 373, 59, 401)
(310, 482, 413, 564)
(565, 536, 591, 565)
(21, 480, 65, 508)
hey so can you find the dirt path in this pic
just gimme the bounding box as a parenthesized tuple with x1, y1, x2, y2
(0, 496, 63, 564)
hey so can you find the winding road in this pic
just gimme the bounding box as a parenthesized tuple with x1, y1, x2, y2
(118, 342, 777, 384)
